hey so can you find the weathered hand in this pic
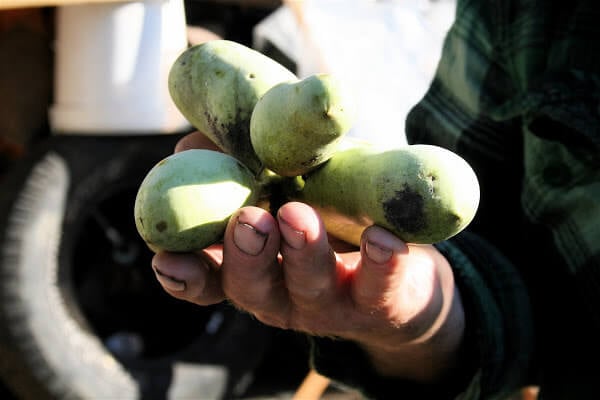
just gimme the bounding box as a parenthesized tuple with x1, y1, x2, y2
(151, 131, 466, 383)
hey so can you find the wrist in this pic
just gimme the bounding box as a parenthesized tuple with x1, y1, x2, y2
(361, 262, 466, 383)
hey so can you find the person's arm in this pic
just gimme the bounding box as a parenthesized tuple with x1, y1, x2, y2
(310, 231, 534, 400)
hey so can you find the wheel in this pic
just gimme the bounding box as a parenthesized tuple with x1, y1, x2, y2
(0, 134, 274, 400)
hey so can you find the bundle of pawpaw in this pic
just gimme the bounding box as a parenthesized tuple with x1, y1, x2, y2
(134, 40, 480, 253)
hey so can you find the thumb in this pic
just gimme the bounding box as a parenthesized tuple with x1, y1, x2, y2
(352, 226, 443, 341)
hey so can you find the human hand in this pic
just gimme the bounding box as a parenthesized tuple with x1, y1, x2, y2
(151, 131, 466, 383)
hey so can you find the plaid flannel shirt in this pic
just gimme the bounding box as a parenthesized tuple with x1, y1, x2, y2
(311, 0, 600, 398)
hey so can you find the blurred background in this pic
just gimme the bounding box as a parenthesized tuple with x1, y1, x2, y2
(0, 1, 454, 399)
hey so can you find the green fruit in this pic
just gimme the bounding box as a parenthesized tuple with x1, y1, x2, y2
(168, 39, 297, 173)
(134, 149, 259, 252)
(293, 141, 480, 245)
(250, 73, 354, 177)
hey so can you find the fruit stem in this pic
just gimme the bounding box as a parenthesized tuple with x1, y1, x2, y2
(254, 168, 304, 216)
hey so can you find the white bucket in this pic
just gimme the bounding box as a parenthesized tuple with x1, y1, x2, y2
(49, 0, 191, 134)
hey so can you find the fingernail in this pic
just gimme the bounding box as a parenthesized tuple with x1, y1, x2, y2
(365, 240, 393, 264)
(154, 266, 186, 292)
(364, 227, 405, 264)
(278, 216, 306, 250)
(234, 217, 268, 256)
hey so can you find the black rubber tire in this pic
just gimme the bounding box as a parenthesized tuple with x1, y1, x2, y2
(0, 134, 273, 400)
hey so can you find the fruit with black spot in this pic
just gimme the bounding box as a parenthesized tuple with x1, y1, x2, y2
(292, 141, 480, 245)
(168, 39, 297, 173)
(134, 149, 259, 252)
